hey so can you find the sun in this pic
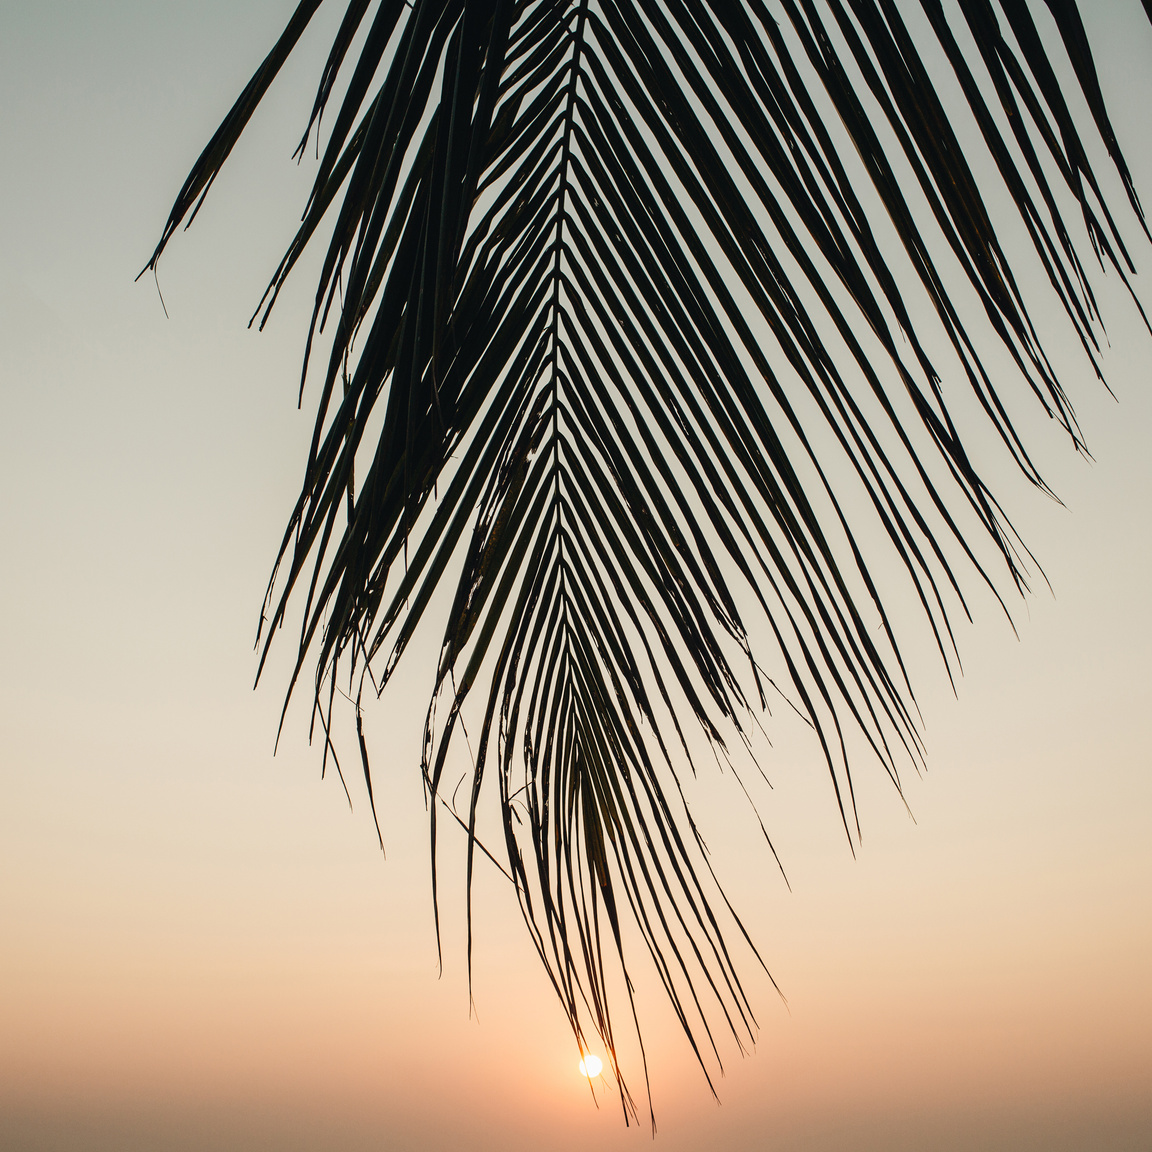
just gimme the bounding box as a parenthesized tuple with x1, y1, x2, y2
(578, 1054, 603, 1078)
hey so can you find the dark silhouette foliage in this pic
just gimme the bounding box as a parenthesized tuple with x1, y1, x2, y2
(147, 0, 1147, 1125)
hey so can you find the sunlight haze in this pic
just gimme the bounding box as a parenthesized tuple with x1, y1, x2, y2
(1, 2, 1149, 1149)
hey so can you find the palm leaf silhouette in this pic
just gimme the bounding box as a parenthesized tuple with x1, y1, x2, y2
(146, 0, 1147, 1124)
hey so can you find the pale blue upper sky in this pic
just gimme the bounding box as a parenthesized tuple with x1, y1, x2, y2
(1, 3, 1150, 1150)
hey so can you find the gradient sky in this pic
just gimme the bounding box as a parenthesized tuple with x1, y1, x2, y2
(2, 2, 1150, 1150)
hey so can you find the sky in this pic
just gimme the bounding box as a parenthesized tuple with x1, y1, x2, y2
(1, 2, 1150, 1150)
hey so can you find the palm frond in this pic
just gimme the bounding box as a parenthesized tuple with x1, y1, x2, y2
(146, 0, 1147, 1123)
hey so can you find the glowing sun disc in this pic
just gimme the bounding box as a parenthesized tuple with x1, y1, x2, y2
(579, 1054, 603, 1078)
